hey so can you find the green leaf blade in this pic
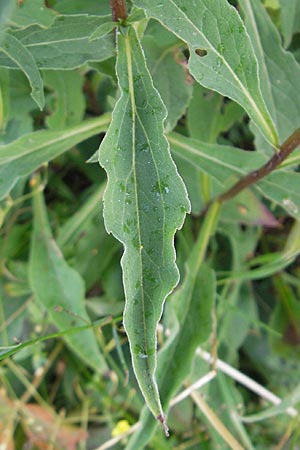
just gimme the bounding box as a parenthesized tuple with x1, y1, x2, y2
(29, 189, 108, 373)
(126, 204, 219, 449)
(0, 114, 110, 199)
(1, 33, 44, 109)
(169, 132, 300, 219)
(0, 15, 115, 70)
(99, 26, 190, 423)
(134, 0, 278, 146)
(239, 0, 300, 151)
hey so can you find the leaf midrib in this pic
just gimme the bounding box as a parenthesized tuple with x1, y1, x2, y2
(124, 33, 148, 361)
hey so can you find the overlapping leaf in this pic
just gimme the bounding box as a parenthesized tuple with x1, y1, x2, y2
(43, 70, 85, 130)
(29, 188, 108, 372)
(239, 0, 300, 149)
(142, 22, 192, 131)
(0, 34, 44, 109)
(169, 132, 300, 219)
(99, 26, 190, 422)
(0, 15, 115, 70)
(188, 84, 244, 143)
(0, 114, 110, 199)
(134, 0, 278, 146)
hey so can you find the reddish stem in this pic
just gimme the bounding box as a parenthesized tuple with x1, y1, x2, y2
(109, 0, 127, 22)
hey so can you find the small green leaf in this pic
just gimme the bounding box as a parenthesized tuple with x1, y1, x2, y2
(0, 33, 44, 109)
(0, 114, 110, 199)
(99, 26, 190, 424)
(29, 188, 108, 373)
(134, 0, 278, 146)
(89, 21, 116, 41)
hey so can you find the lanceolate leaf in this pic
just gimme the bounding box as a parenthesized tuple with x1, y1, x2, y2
(99, 26, 190, 424)
(126, 206, 217, 450)
(29, 188, 108, 373)
(0, 114, 110, 199)
(239, 0, 300, 148)
(0, 15, 115, 70)
(134, 0, 278, 146)
(0, 33, 44, 109)
(169, 132, 300, 219)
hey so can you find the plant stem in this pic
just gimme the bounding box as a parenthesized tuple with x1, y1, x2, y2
(217, 127, 300, 204)
(109, 0, 127, 22)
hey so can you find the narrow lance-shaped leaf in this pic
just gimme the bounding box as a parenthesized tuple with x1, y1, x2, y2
(239, 0, 300, 150)
(0, 15, 115, 70)
(0, 114, 110, 199)
(169, 132, 300, 219)
(99, 26, 190, 425)
(134, 0, 278, 146)
(29, 188, 108, 373)
(0, 33, 44, 109)
(126, 204, 218, 450)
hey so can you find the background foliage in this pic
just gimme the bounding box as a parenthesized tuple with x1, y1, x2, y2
(0, 0, 300, 449)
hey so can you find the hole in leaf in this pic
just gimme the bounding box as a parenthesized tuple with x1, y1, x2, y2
(195, 48, 208, 57)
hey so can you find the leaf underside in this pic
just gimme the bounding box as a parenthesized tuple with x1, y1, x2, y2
(99, 26, 190, 422)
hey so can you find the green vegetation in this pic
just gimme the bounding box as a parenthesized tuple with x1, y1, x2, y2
(0, 0, 300, 448)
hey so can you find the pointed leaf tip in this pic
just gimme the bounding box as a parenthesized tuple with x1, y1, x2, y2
(99, 25, 190, 420)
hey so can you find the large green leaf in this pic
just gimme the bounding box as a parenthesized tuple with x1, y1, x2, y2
(134, 0, 278, 146)
(0, 15, 115, 70)
(0, 33, 44, 109)
(29, 188, 108, 373)
(99, 26, 190, 424)
(126, 205, 217, 450)
(0, 114, 110, 199)
(239, 0, 300, 150)
(169, 132, 300, 219)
